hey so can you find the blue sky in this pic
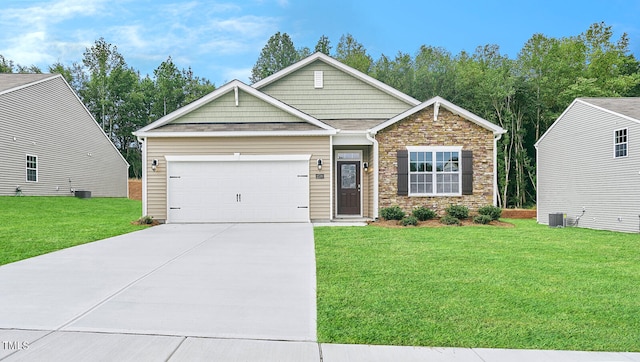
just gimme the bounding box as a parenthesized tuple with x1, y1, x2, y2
(1, 0, 639, 85)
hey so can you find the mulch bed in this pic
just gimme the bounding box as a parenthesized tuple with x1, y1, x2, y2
(501, 209, 536, 218)
(369, 218, 515, 228)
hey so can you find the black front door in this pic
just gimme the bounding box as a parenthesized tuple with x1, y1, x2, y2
(337, 161, 360, 215)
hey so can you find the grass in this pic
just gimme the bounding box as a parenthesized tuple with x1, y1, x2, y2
(0, 196, 147, 266)
(315, 219, 640, 352)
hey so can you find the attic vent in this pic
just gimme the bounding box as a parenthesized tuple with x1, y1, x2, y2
(314, 71, 323, 89)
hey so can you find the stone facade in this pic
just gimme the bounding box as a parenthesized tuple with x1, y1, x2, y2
(376, 105, 495, 216)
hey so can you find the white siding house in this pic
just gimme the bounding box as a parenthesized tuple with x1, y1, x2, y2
(0, 74, 129, 197)
(536, 98, 640, 233)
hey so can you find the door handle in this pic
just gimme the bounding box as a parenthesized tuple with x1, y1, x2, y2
(357, 184, 361, 192)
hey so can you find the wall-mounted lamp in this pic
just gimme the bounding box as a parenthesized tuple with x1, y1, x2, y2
(363, 162, 369, 172)
(151, 159, 159, 172)
(317, 159, 323, 170)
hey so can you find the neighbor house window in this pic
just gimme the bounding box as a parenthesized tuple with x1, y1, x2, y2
(26, 155, 38, 182)
(408, 147, 461, 195)
(614, 128, 628, 158)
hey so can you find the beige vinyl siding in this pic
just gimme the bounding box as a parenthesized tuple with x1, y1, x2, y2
(0, 76, 128, 197)
(260, 61, 413, 120)
(173, 88, 302, 124)
(537, 101, 640, 233)
(146, 136, 331, 221)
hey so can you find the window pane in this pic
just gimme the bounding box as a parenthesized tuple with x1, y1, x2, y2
(410, 162, 417, 172)
(410, 152, 417, 162)
(341, 164, 357, 189)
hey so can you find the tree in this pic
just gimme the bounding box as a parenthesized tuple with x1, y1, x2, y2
(250, 32, 299, 83)
(0, 55, 13, 72)
(314, 35, 331, 55)
(334, 34, 372, 74)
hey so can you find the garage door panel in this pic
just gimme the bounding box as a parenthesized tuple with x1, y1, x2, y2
(167, 158, 309, 223)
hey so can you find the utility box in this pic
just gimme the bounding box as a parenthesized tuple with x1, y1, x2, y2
(74, 190, 92, 199)
(549, 213, 566, 227)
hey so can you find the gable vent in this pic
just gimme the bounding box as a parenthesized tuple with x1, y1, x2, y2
(314, 71, 323, 89)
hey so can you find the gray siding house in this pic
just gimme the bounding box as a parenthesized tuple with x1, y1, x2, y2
(536, 97, 640, 233)
(1, 74, 129, 197)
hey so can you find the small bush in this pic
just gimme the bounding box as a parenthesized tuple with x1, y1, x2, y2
(473, 215, 493, 224)
(380, 206, 405, 220)
(412, 207, 437, 221)
(478, 205, 502, 220)
(401, 216, 419, 226)
(440, 215, 461, 225)
(137, 215, 154, 225)
(446, 205, 469, 219)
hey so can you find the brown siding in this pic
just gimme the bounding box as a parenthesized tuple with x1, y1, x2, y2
(146, 136, 331, 221)
(377, 106, 495, 215)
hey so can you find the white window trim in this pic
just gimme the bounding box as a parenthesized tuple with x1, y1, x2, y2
(407, 146, 462, 197)
(26, 154, 38, 183)
(614, 128, 629, 159)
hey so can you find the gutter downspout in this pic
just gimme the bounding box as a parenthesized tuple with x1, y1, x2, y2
(366, 131, 379, 219)
(493, 132, 503, 207)
(137, 136, 147, 217)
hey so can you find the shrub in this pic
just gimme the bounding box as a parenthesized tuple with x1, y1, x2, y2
(401, 216, 419, 226)
(440, 215, 461, 225)
(412, 207, 437, 221)
(478, 205, 502, 220)
(137, 215, 154, 225)
(380, 206, 405, 221)
(445, 205, 469, 219)
(473, 215, 493, 224)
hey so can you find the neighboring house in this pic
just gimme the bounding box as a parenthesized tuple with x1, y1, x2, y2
(0, 74, 129, 197)
(134, 53, 506, 223)
(536, 97, 640, 233)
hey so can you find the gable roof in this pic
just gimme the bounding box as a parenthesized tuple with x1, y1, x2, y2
(370, 96, 507, 135)
(0, 73, 59, 95)
(134, 80, 336, 137)
(535, 97, 640, 147)
(252, 52, 421, 107)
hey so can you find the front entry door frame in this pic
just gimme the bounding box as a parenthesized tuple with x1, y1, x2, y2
(335, 150, 363, 217)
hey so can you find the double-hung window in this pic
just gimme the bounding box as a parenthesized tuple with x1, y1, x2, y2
(26, 155, 38, 182)
(408, 147, 461, 195)
(614, 128, 628, 158)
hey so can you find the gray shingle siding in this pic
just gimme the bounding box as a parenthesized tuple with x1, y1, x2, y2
(536, 99, 640, 233)
(0, 75, 129, 197)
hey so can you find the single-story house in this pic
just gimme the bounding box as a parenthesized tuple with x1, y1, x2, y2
(0, 74, 129, 197)
(134, 52, 506, 223)
(536, 97, 640, 233)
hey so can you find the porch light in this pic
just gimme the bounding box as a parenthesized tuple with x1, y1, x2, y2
(317, 159, 323, 170)
(151, 159, 159, 172)
(363, 162, 369, 172)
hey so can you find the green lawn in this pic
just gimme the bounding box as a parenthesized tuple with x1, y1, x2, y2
(315, 219, 640, 352)
(0, 196, 147, 266)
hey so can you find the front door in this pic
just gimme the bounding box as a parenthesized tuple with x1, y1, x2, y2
(337, 161, 361, 215)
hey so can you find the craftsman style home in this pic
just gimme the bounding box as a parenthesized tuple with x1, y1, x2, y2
(0, 74, 129, 197)
(536, 97, 640, 233)
(134, 53, 506, 223)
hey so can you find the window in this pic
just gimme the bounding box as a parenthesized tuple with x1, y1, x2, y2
(26, 155, 37, 182)
(614, 128, 628, 158)
(408, 147, 461, 195)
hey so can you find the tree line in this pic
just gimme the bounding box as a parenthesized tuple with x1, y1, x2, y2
(2, 22, 639, 207)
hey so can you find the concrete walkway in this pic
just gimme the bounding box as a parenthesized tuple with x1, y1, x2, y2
(1, 223, 639, 361)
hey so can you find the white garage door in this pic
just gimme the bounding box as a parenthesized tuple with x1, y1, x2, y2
(166, 155, 310, 223)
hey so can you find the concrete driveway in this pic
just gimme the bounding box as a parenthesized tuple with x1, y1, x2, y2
(0, 223, 317, 360)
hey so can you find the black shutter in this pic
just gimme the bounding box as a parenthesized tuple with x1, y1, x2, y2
(397, 150, 408, 196)
(461, 150, 473, 195)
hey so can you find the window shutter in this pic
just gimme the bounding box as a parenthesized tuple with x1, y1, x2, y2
(397, 150, 408, 196)
(461, 150, 473, 195)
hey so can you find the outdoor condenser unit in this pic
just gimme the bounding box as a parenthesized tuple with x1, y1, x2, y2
(549, 213, 566, 228)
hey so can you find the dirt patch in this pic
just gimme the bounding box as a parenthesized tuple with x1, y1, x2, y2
(128, 179, 142, 200)
(501, 209, 536, 219)
(369, 218, 515, 228)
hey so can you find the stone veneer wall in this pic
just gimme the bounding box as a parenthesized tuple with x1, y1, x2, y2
(377, 106, 495, 216)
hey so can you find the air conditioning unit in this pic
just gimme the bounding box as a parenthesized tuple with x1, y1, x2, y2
(549, 213, 566, 228)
